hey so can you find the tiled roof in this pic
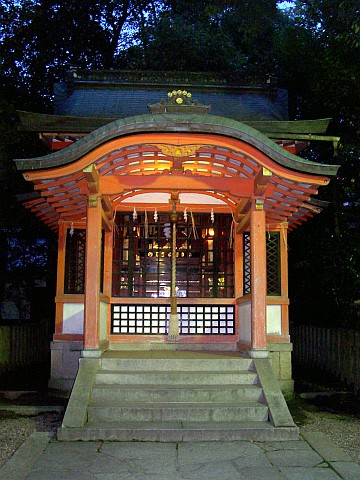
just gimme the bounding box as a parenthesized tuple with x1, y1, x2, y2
(54, 83, 288, 121)
(15, 113, 338, 176)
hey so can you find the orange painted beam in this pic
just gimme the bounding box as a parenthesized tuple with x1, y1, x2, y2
(83, 194, 102, 350)
(234, 231, 244, 298)
(103, 230, 113, 297)
(279, 224, 289, 298)
(113, 202, 233, 213)
(250, 200, 267, 350)
(97, 174, 254, 197)
(55, 222, 66, 334)
(279, 224, 289, 336)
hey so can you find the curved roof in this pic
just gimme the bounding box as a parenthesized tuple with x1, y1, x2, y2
(15, 113, 338, 177)
(15, 113, 339, 232)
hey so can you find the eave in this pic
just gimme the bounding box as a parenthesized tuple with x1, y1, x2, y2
(15, 113, 339, 177)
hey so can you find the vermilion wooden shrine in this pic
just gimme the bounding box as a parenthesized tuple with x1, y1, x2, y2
(15, 71, 339, 408)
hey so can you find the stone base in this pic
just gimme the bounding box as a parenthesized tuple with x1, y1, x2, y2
(267, 342, 294, 396)
(49, 340, 83, 392)
(249, 349, 269, 359)
(58, 422, 299, 442)
(278, 379, 295, 398)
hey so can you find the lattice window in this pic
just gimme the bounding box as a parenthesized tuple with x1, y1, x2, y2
(111, 304, 235, 335)
(64, 229, 86, 294)
(243, 232, 251, 295)
(242, 231, 281, 296)
(266, 232, 281, 295)
(178, 305, 235, 335)
(112, 305, 168, 334)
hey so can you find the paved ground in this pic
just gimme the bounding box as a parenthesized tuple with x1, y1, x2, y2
(1, 431, 360, 480)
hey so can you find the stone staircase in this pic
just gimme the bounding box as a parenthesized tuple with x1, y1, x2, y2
(58, 350, 299, 441)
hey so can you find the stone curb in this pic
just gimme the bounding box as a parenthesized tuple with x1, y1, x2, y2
(0, 432, 51, 480)
(0, 405, 64, 415)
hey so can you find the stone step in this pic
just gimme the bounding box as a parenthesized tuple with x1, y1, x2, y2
(58, 421, 300, 442)
(58, 353, 299, 443)
(95, 370, 258, 385)
(108, 342, 238, 352)
(100, 356, 254, 372)
(87, 401, 269, 423)
(91, 383, 263, 403)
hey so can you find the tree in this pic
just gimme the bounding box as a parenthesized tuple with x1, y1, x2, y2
(0, 1, 166, 109)
(124, 0, 280, 74)
(277, 0, 360, 329)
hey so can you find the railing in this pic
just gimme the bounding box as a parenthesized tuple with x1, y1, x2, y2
(291, 324, 360, 394)
(0, 321, 49, 376)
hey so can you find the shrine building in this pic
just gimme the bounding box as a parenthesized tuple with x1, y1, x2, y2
(15, 70, 339, 441)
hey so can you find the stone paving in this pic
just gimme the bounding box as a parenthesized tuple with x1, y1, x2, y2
(1, 431, 360, 480)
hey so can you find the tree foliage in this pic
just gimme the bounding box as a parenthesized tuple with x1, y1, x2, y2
(277, 0, 360, 328)
(1, 1, 167, 109)
(1, 0, 280, 108)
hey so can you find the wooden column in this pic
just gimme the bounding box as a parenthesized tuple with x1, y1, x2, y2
(103, 229, 113, 297)
(55, 221, 67, 335)
(234, 230, 244, 299)
(250, 198, 268, 357)
(280, 223, 290, 337)
(83, 194, 102, 352)
(168, 195, 179, 341)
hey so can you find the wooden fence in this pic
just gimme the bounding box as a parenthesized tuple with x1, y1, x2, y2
(291, 324, 360, 395)
(0, 322, 49, 376)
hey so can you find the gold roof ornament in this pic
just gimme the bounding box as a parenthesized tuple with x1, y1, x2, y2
(153, 144, 203, 157)
(149, 90, 211, 114)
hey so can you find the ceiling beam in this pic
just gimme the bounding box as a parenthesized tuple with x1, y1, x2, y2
(97, 173, 254, 198)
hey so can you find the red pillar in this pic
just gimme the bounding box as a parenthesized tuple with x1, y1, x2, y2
(55, 221, 66, 335)
(250, 199, 268, 357)
(83, 194, 102, 353)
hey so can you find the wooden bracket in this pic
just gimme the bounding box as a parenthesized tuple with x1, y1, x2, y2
(254, 167, 272, 196)
(101, 195, 113, 219)
(88, 194, 99, 208)
(83, 164, 99, 194)
(236, 211, 250, 233)
(101, 195, 113, 231)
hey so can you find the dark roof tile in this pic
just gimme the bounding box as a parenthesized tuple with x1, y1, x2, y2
(54, 86, 288, 121)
